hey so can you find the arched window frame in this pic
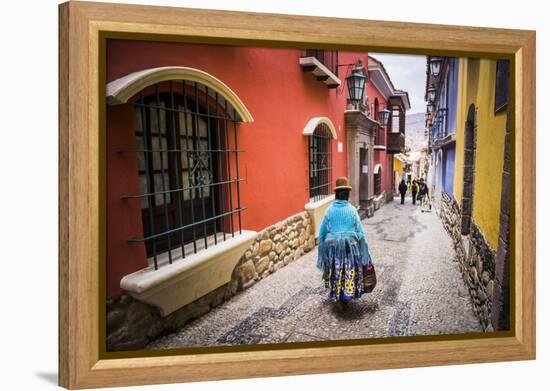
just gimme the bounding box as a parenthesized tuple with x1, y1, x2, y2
(302, 117, 337, 202)
(107, 67, 253, 270)
(374, 163, 383, 196)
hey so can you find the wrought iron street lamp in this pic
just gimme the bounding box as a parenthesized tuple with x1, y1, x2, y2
(378, 108, 391, 126)
(427, 84, 436, 102)
(429, 56, 442, 78)
(346, 68, 367, 103)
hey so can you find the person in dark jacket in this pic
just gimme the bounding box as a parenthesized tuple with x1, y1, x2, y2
(411, 180, 418, 205)
(419, 178, 431, 212)
(398, 179, 407, 204)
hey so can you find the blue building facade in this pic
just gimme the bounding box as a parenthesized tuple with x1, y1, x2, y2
(442, 146, 455, 195)
(426, 57, 459, 209)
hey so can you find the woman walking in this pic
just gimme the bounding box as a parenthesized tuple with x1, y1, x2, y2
(398, 179, 408, 204)
(316, 177, 376, 303)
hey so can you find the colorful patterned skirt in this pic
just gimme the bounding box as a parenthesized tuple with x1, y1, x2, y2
(318, 236, 372, 302)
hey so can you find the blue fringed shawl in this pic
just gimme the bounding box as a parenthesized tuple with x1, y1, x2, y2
(316, 200, 373, 271)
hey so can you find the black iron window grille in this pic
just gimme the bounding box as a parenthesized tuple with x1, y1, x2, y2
(122, 80, 245, 270)
(308, 123, 333, 202)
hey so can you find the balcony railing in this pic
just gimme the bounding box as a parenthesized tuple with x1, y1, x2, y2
(299, 49, 341, 89)
(387, 132, 405, 154)
(429, 108, 448, 146)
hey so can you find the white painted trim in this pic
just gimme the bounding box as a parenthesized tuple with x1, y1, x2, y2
(305, 195, 335, 239)
(106, 66, 254, 123)
(120, 230, 258, 316)
(374, 145, 387, 150)
(302, 117, 338, 139)
(374, 163, 382, 174)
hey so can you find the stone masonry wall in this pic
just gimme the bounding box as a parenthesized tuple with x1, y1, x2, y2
(373, 191, 387, 212)
(106, 211, 315, 351)
(231, 211, 315, 291)
(440, 192, 496, 331)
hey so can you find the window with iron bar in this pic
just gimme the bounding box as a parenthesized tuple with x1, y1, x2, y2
(308, 123, 333, 202)
(122, 80, 245, 270)
(374, 169, 382, 196)
(390, 108, 401, 133)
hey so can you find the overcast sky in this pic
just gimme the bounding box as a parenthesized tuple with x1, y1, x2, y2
(370, 53, 427, 115)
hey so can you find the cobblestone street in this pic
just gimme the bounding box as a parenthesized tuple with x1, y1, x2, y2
(147, 197, 482, 350)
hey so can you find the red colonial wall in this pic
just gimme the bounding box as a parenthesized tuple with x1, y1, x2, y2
(366, 81, 389, 196)
(106, 104, 149, 298)
(105, 40, 369, 298)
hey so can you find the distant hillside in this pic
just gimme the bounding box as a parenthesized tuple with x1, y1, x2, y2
(405, 112, 427, 152)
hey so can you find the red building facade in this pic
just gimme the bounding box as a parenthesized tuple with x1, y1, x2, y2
(105, 40, 408, 305)
(367, 56, 411, 208)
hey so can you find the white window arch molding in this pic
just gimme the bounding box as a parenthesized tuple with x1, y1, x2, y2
(302, 117, 338, 139)
(106, 66, 254, 123)
(303, 116, 337, 240)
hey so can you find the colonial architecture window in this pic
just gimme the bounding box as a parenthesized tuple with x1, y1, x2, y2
(308, 123, 333, 202)
(375, 125, 385, 146)
(374, 164, 382, 196)
(494, 60, 510, 113)
(128, 80, 245, 269)
(390, 108, 400, 132)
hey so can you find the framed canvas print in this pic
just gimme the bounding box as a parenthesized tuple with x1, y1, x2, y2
(58, 1, 536, 389)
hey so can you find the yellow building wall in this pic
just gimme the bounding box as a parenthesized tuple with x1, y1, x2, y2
(453, 58, 507, 250)
(393, 156, 403, 180)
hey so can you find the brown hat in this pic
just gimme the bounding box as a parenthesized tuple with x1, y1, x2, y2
(334, 177, 352, 191)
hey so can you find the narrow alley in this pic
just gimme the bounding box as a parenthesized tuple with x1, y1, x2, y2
(147, 198, 482, 350)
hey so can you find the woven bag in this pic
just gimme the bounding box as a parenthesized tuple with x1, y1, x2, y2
(363, 264, 377, 293)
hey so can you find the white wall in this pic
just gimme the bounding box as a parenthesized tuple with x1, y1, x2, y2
(0, 1, 546, 390)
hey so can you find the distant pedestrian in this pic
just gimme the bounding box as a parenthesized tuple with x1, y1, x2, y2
(398, 179, 407, 204)
(411, 180, 418, 205)
(419, 179, 431, 212)
(316, 177, 376, 304)
(417, 179, 424, 204)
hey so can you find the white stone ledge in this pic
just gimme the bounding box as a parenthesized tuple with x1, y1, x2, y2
(299, 56, 341, 87)
(305, 195, 335, 238)
(120, 230, 258, 316)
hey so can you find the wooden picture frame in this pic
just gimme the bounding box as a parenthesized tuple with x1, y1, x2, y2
(58, 1, 536, 388)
